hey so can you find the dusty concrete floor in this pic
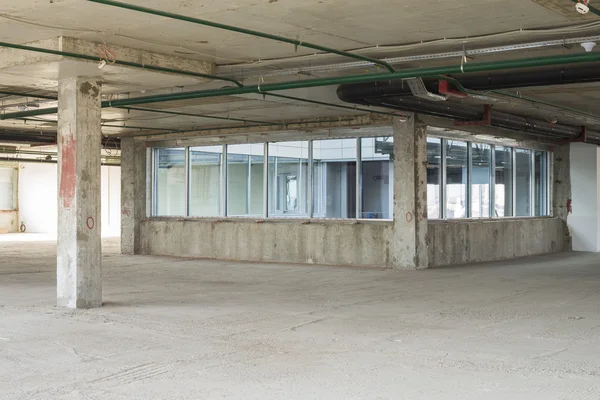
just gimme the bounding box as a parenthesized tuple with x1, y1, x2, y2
(1, 235, 600, 400)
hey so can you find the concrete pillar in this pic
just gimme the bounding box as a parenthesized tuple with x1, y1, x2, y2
(57, 77, 102, 308)
(567, 143, 600, 252)
(552, 144, 572, 251)
(391, 114, 428, 269)
(121, 137, 147, 254)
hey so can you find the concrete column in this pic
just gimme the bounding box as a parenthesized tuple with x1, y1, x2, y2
(552, 144, 572, 250)
(391, 114, 429, 269)
(121, 137, 147, 254)
(57, 77, 102, 308)
(568, 143, 600, 252)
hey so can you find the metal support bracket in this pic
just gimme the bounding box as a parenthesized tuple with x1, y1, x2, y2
(438, 79, 468, 98)
(454, 104, 492, 127)
(405, 78, 448, 101)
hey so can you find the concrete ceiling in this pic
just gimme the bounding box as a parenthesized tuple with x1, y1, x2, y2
(1, 0, 600, 147)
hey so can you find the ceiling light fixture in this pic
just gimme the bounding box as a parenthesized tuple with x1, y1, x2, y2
(576, 0, 590, 14)
(581, 41, 597, 52)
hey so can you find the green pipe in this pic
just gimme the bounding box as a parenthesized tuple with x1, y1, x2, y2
(0, 41, 243, 87)
(265, 93, 405, 118)
(87, 0, 396, 73)
(568, 0, 600, 16)
(4, 51, 600, 120)
(119, 106, 279, 126)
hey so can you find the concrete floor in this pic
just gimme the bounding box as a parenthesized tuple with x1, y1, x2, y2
(1, 235, 600, 399)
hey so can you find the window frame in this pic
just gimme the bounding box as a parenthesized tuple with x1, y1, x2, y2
(428, 137, 552, 220)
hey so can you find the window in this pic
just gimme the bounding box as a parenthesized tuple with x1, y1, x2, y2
(227, 144, 264, 217)
(0, 167, 16, 210)
(515, 149, 532, 217)
(313, 138, 357, 218)
(494, 146, 513, 217)
(534, 151, 549, 216)
(360, 137, 393, 219)
(445, 140, 468, 218)
(189, 145, 222, 217)
(471, 143, 491, 218)
(154, 148, 186, 216)
(426, 138, 441, 219)
(268, 141, 309, 217)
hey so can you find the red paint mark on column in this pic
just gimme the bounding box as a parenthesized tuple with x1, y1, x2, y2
(59, 134, 76, 208)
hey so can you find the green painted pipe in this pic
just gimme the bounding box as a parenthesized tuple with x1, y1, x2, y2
(4, 51, 600, 120)
(87, 0, 396, 73)
(0, 41, 243, 87)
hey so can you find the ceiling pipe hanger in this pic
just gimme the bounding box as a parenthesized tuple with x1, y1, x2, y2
(86, 0, 396, 73)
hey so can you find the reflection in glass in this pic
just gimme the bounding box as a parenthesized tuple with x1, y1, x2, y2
(515, 149, 532, 216)
(227, 144, 264, 217)
(471, 143, 491, 218)
(155, 148, 186, 216)
(494, 146, 513, 217)
(268, 141, 308, 217)
(189, 145, 222, 217)
(360, 137, 393, 219)
(313, 139, 357, 219)
(426, 137, 441, 219)
(445, 140, 468, 218)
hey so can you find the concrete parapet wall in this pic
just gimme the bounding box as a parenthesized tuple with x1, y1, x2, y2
(428, 218, 566, 267)
(140, 219, 393, 268)
(140, 217, 565, 268)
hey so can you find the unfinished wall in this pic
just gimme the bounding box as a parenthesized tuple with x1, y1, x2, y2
(141, 219, 393, 267)
(18, 163, 121, 235)
(428, 218, 565, 267)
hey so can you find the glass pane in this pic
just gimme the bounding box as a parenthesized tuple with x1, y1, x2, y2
(268, 141, 309, 217)
(445, 140, 468, 219)
(0, 167, 16, 210)
(313, 138, 357, 219)
(427, 137, 441, 219)
(360, 137, 393, 219)
(155, 148, 186, 216)
(534, 151, 549, 216)
(494, 146, 513, 217)
(227, 144, 264, 217)
(471, 143, 491, 218)
(189, 145, 222, 217)
(515, 149, 532, 217)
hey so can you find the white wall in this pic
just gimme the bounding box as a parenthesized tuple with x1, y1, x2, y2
(568, 143, 600, 252)
(18, 163, 121, 236)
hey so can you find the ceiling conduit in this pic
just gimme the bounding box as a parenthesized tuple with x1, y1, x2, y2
(86, 0, 397, 73)
(4, 51, 600, 120)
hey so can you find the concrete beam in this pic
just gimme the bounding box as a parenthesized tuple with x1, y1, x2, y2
(56, 77, 102, 309)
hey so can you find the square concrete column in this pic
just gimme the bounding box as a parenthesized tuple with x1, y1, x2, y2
(57, 77, 102, 308)
(552, 144, 572, 251)
(391, 115, 429, 269)
(121, 137, 147, 255)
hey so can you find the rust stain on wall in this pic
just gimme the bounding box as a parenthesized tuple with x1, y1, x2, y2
(59, 134, 76, 208)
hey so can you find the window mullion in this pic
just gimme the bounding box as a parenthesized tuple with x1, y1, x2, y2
(308, 140, 313, 218)
(263, 142, 269, 218)
(490, 144, 496, 218)
(467, 142, 473, 218)
(440, 138, 447, 219)
(221, 144, 228, 217)
(356, 138, 362, 219)
(184, 146, 190, 217)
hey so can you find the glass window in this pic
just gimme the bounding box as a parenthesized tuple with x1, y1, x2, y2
(313, 138, 357, 219)
(471, 143, 491, 218)
(515, 149, 532, 217)
(227, 144, 264, 217)
(360, 137, 393, 219)
(189, 145, 222, 217)
(426, 138, 441, 219)
(534, 151, 549, 216)
(154, 148, 186, 216)
(445, 140, 468, 219)
(494, 146, 513, 217)
(268, 141, 309, 217)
